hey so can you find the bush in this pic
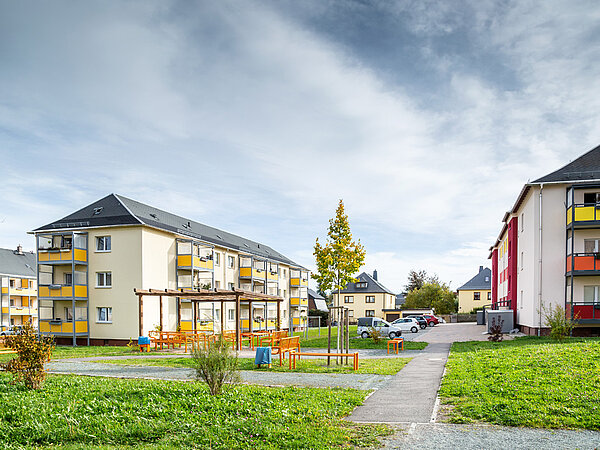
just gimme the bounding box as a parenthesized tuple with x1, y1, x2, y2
(1, 322, 54, 389)
(192, 335, 240, 395)
(543, 304, 577, 341)
(369, 327, 382, 344)
(488, 317, 504, 342)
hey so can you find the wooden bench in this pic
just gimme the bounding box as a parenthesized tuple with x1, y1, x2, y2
(259, 330, 287, 348)
(273, 336, 300, 365)
(387, 337, 404, 354)
(289, 351, 359, 371)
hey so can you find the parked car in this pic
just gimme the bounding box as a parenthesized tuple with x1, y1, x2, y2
(406, 315, 428, 329)
(0, 326, 24, 336)
(357, 317, 402, 339)
(423, 315, 439, 326)
(391, 317, 420, 333)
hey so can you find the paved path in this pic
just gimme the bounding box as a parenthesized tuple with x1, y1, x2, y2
(348, 322, 486, 423)
(46, 360, 392, 390)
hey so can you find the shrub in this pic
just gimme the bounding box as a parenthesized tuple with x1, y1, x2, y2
(488, 317, 504, 342)
(1, 322, 54, 389)
(126, 337, 140, 352)
(369, 327, 382, 344)
(192, 335, 240, 395)
(543, 304, 577, 341)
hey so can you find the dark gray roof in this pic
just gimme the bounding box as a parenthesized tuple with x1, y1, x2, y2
(533, 144, 600, 183)
(0, 248, 36, 278)
(34, 194, 302, 267)
(395, 293, 406, 307)
(339, 272, 395, 295)
(307, 288, 324, 300)
(457, 267, 491, 291)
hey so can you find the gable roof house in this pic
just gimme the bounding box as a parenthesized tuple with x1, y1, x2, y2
(489, 144, 600, 335)
(31, 193, 309, 345)
(457, 266, 491, 313)
(335, 270, 395, 322)
(0, 246, 38, 330)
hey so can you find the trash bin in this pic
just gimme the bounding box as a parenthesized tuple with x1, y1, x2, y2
(477, 310, 485, 325)
(254, 347, 272, 368)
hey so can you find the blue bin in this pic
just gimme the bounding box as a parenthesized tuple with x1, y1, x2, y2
(254, 347, 272, 367)
(138, 336, 150, 346)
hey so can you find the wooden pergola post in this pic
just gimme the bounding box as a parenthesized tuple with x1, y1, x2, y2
(276, 301, 281, 331)
(159, 296, 163, 331)
(177, 298, 181, 330)
(192, 301, 197, 331)
(249, 301, 253, 332)
(138, 295, 144, 337)
(235, 293, 241, 351)
(220, 300, 225, 333)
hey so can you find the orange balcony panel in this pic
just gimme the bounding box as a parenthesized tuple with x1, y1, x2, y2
(239, 267, 252, 277)
(73, 249, 87, 262)
(178, 254, 192, 267)
(39, 322, 50, 332)
(1, 307, 7, 314)
(1, 287, 7, 294)
(574, 256, 595, 271)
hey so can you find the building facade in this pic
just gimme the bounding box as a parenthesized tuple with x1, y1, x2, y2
(457, 266, 491, 313)
(32, 194, 309, 345)
(489, 145, 600, 335)
(0, 246, 37, 330)
(335, 270, 395, 321)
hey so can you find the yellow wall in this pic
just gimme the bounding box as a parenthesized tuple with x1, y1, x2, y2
(458, 289, 491, 313)
(335, 292, 395, 320)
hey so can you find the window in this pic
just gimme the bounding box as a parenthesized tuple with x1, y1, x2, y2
(584, 286, 600, 304)
(474, 292, 481, 301)
(348, 310, 354, 317)
(283, 269, 287, 277)
(97, 307, 112, 323)
(228, 282, 235, 290)
(521, 213, 524, 232)
(215, 252, 220, 266)
(366, 310, 375, 317)
(278, 268, 281, 276)
(64, 273, 72, 286)
(61, 236, 72, 249)
(356, 282, 367, 288)
(520, 252, 524, 270)
(215, 280, 220, 289)
(487, 292, 492, 301)
(228, 309, 235, 320)
(96, 236, 111, 252)
(96, 272, 112, 288)
(344, 295, 354, 303)
(585, 239, 600, 253)
(228, 256, 235, 269)
(584, 193, 600, 204)
(366, 296, 375, 303)
(9, 279, 15, 288)
(64, 307, 73, 322)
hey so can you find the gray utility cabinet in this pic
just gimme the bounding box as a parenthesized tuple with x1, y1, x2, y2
(485, 310, 514, 333)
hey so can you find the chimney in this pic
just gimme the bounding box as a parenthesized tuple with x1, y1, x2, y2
(479, 265, 483, 273)
(15, 245, 23, 255)
(373, 269, 378, 281)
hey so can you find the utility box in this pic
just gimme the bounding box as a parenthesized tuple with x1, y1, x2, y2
(486, 310, 514, 333)
(476, 310, 485, 325)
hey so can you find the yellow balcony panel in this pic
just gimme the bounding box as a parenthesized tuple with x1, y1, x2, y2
(9, 308, 36, 316)
(1, 287, 7, 294)
(567, 206, 573, 225)
(290, 278, 308, 287)
(1, 307, 7, 314)
(74, 285, 87, 298)
(239, 267, 252, 278)
(39, 322, 50, 332)
(267, 272, 278, 281)
(292, 317, 306, 326)
(180, 320, 192, 331)
(73, 248, 87, 262)
(290, 297, 308, 307)
(50, 324, 62, 333)
(575, 206, 595, 222)
(193, 256, 214, 270)
(178, 254, 192, 267)
(63, 322, 73, 333)
(39, 285, 87, 299)
(75, 321, 88, 333)
(40, 320, 88, 335)
(38, 286, 49, 297)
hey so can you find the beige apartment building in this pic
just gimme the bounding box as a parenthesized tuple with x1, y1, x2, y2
(32, 194, 309, 345)
(335, 271, 395, 321)
(489, 145, 600, 335)
(457, 266, 491, 313)
(0, 246, 37, 331)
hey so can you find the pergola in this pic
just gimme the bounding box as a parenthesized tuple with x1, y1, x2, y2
(133, 287, 283, 350)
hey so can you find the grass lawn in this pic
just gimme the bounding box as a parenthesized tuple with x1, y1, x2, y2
(294, 325, 428, 351)
(0, 374, 389, 448)
(90, 356, 411, 375)
(439, 337, 600, 430)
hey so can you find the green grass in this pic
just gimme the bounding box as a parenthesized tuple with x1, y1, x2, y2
(294, 325, 428, 350)
(439, 337, 600, 429)
(0, 374, 390, 448)
(90, 356, 411, 375)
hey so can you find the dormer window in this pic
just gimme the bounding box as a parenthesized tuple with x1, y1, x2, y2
(356, 282, 368, 288)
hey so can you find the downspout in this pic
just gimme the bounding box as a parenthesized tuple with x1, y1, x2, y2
(538, 184, 544, 336)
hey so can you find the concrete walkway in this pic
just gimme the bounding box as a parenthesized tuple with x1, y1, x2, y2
(348, 322, 486, 423)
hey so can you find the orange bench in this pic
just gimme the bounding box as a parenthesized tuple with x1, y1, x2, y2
(289, 351, 359, 371)
(387, 337, 404, 354)
(273, 336, 300, 365)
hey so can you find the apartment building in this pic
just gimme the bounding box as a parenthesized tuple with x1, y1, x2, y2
(0, 246, 37, 330)
(457, 266, 491, 313)
(489, 145, 600, 335)
(335, 270, 395, 321)
(32, 194, 309, 345)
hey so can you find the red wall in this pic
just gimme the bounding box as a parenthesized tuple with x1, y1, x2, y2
(491, 248, 498, 306)
(507, 216, 519, 324)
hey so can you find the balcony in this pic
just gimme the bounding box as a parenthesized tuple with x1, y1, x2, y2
(38, 248, 87, 264)
(38, 284, 88, 299)
(239, 267, 267, 280)
(241, 319, 276, 330)
(9, 307, 37, 316)
(292, 317, 307, 327)
(566, 253, 600, 275)
(566, 204, 600, 227)
(290, 297, 308, 307)
(290, 277, 308, 287)
(176, 255, 214, 271)
(39, 319, 88, 335)
(569, 302, 600, 323)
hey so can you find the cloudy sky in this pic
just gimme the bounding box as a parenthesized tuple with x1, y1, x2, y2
(1, 0, 600, 291)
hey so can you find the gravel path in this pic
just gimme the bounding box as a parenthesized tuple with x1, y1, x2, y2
(381, 423, 600, 449)
(46, 360, 392, 390)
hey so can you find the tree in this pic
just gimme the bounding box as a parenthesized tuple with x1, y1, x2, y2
(404, 269, 439, 294)
(313, 200, 366, 307)
(404, 282, 457, 314)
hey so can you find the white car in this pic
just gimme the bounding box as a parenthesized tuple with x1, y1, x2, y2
(357, 317, 402, 339)
(391, 317, 420, 333)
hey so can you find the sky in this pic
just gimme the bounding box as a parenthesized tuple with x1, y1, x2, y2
(1, 0, 600, 292)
